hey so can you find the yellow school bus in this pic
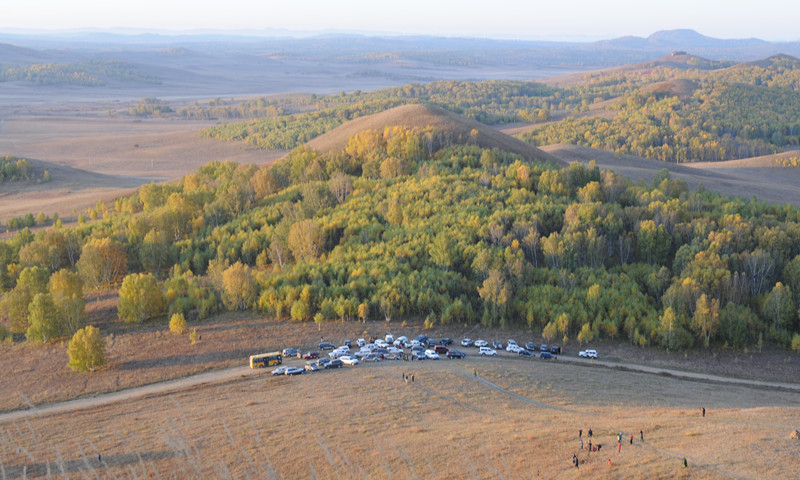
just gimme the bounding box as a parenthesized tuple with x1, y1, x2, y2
(249, 352, 282, 368)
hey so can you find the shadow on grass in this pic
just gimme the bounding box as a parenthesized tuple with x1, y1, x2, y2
(116, 348, 258, 370)
(2, 450, 181, 479)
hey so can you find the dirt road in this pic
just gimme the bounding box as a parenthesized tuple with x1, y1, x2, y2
(1, 354, 798, 424)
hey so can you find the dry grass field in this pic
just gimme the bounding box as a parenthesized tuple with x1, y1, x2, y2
(0, 347, 798, 479)
(0, 114, 283, 223)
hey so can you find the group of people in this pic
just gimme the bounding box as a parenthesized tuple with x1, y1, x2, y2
(573, 427, 645, 469)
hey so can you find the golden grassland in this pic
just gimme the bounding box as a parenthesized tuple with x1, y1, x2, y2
(1, 354, 798, 479)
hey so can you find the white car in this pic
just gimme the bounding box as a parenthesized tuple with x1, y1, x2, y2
(474, 340, 488, 348)
(424, 349, 440, 360)
(375, 339, 389, 348)
(357, 338, 366, 347)
(506, 344, 522, 353)
(579, 349, 598, 359)
(479, 347, 498, 356)
(385, 334, 394, 343)
(340, 355, 360, 366)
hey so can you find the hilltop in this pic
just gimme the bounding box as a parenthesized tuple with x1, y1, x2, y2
(306, 103, 562, 165)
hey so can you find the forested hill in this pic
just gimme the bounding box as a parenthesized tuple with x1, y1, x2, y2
(201, 53, 800, 165)
(2, 106, 800, 354)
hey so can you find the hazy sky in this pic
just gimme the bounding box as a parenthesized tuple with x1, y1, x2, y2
(3, 0, 798, 41)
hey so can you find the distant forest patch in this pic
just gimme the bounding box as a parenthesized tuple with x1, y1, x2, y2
(0, 60, 160, 86)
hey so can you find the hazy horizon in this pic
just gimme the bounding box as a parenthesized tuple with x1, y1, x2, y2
(3, 0, 799, 43)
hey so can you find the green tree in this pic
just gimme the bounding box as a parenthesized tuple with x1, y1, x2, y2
(49, 268, 86, 334)
(67, 326, 105, 372)
(118, 273, 165, 323)
(478, 269, 511, 326)
(428, 232, 455, 270)
(25, 293, 61, 342)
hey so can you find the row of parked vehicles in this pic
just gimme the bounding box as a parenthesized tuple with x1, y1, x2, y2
(256, 333, 598, 376)
(459, 338, 563, 359)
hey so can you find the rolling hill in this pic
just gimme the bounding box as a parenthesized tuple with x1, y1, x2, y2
(306, 103, 563, 165)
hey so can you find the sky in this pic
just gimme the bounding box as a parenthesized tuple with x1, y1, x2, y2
(2, 0, 799, 42)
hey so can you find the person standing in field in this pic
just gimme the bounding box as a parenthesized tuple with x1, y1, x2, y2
(617, 442, 621, 453)
(683, 457, 688, 468)
(579, 428, 582, 439)
(629, 434, 633, 444)
(702, 407, 706, 417)
(640, 430, 644, 441)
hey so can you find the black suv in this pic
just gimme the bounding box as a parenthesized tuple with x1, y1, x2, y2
(447, 350, 466, 359)
(318, 342, 336, 350)
(439, 337, 454, 346)
(325, 359, 344, 369)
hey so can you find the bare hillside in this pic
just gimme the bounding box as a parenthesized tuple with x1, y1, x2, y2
(307, 103, 563, 166)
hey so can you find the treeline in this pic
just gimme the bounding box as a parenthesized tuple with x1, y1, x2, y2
(201, 80, 577, 150)
(521, 56, 800, 162)
(0, 60, 159, 86)
(178, 97, 287, 120)
(2, 125, 800, 352)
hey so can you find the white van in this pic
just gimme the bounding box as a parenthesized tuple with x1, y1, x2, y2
(385, 334, 394, 344)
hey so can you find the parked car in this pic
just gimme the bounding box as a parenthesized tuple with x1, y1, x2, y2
(434, 345, 449, 355)
(329, 350, 346, 359)
(439, 337, 453, 346)
(525, 341, 536, 350)
(344, 340, 352, 348)
(492, 340, 503, 349)
(540, 352, 556, 360)
(550, 346, 562, 355)
(316, 358, 331, 368)
(340, 356, 359, 366)
(282, 348, 300, 357)
(271, 366, 289, 376)
(461, 338, 474, 347)
(411, 345, 424, 353)
(506, 343, 522, 353)
(353, 350, 369, 359)
(412, 351, 426, 360)
(325, 359, 344, 369)
(447, 350, 466, 359)
(540, 344, 549, 352)
(507, 339, 517, 346)
(318, 342, 336, 350)
(285, 367, 305, 376)
(518, 349, 533, 356)
(357, 338, 366, 347)
(424, 349, 440, 359)
(479, 347, 498, 356)
(397, 336, 408, 343)
(385, 352, 403, 360)
(364, 353, 382, 362)
(426, 338, 437, 346)
(474, 340, 488, 348)
(304, 362, 320, 372)
(303, 351, 320, 360)
(579, 349, 598, 359)
(375, 339, 389, 348)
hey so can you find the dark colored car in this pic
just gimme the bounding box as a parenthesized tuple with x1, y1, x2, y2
(540, 352, 556, 360)
(411, 345, 424, 352)
(303, 351, 320, 360)
(540, 344, 549, 352)
(550, 346, 562, 354)
(439, 337, 454, 346)
(447, 350, 466, 359)
(325, 359, 344, 369)
(434, 345, 449, 355)
(492, 341, 503, 349)
(525, 341, 536, 351)
(317, 358, 331, 367)
(426, 338, 436, 346)
(318, 342, 336, 350)
(344, 340, 352, 348)
(282, 348, 301, 358)
(518, 349, 533, 356)
(414, 335, 428, 344)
